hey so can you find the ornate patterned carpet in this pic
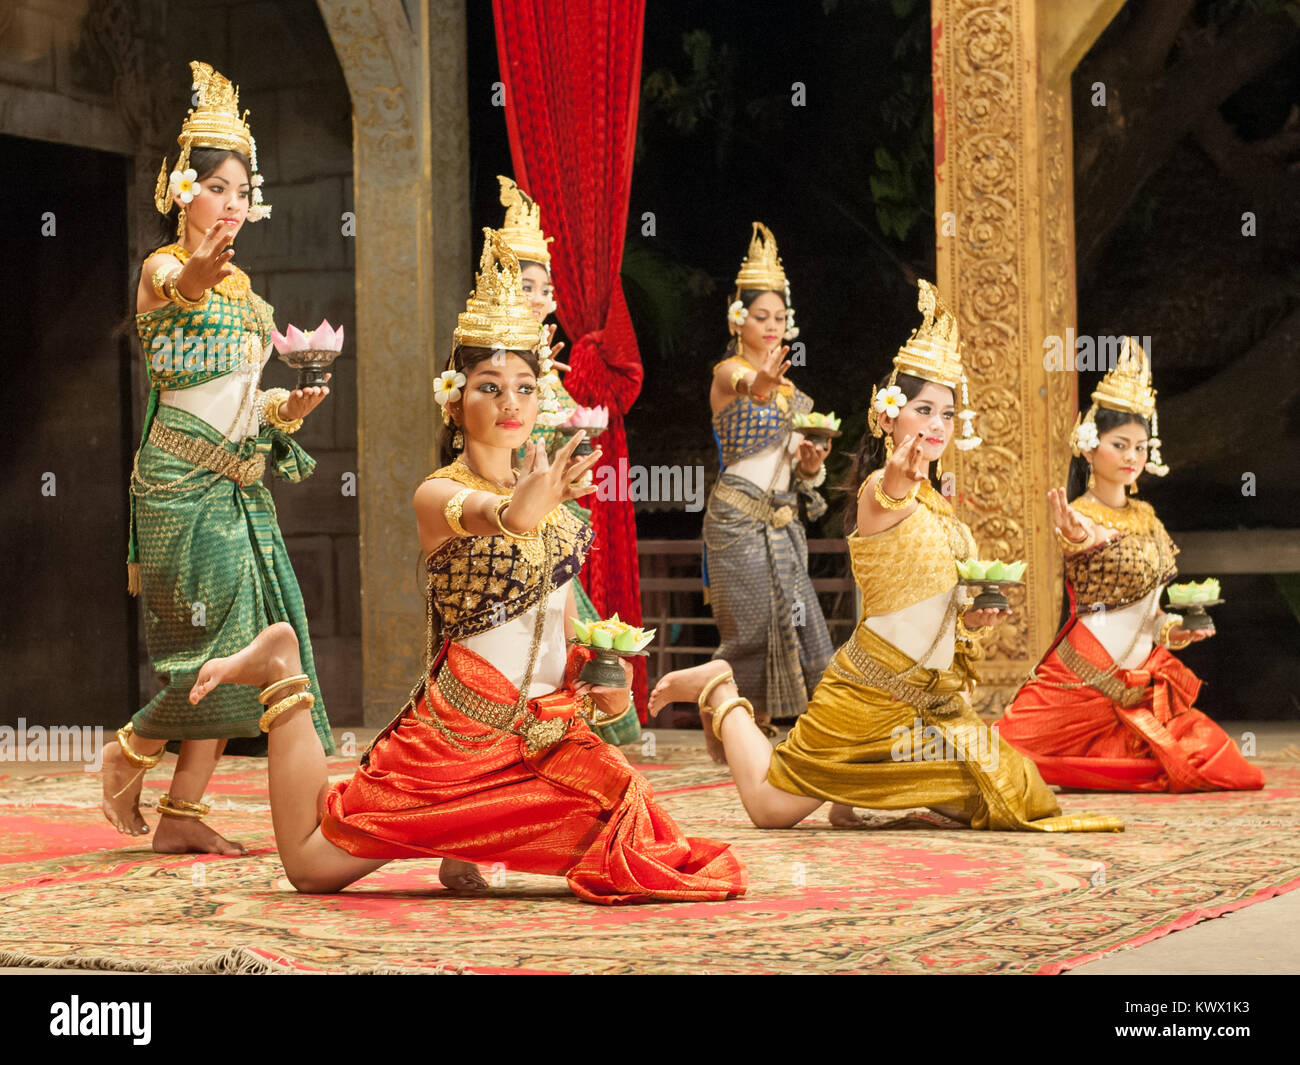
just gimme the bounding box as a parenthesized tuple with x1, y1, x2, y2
(1, 743, 1297, 974)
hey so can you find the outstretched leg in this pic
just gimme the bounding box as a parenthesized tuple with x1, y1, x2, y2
(189, 623, 387, 892)
(651, 660, 823, 829)
(650, 660, 731, 764)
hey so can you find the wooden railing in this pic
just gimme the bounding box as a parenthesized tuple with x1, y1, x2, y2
(636, 538, 858, 681)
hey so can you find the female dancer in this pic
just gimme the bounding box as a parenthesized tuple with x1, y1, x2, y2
(701, 223, 833, 755)
(100, 61, 334, 855)
(496, 176, 600, 629)
(998, 340, 1263, 792)
(184, 231, 745, 902)
(653, 282, 1122, 833)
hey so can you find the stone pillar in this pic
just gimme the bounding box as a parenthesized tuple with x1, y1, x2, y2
(317, 0, 468, 724)
(931, 0, 1122, 705)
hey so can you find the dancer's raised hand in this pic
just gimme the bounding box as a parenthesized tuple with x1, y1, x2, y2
(505, 432, 602, 530)
(178, 220, 238, 295)
(751, 344, 791, 399)
(1047, 487, 1095, 546)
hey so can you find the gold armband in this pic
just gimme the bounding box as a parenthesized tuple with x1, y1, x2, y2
(1054, 525, 1094, 554)
(444, 488, 474, 537)
(262, 387, 304, 435)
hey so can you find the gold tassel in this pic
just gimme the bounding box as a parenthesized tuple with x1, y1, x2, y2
(127, 562, 142, 597)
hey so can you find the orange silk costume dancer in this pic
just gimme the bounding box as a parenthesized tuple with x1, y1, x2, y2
(998, 340, 1262, 793)
(320, 231, 745, 904)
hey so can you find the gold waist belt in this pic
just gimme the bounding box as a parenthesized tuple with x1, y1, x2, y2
(712, 481, 794, 529)
(432, 664, 570, 753)
(148, 421, 265, 487)
(828, 632, 965, 718)
(1056, 638, 1147, 708)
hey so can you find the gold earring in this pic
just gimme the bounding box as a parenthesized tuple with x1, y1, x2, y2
(176, 203, 187, 240)
(1129, 479, 1138, 496)
(452, 428, 464, 450)
(936, 455, 943, 480)
(1086, 467, 1095, 492)
(884, 435, 894, 459)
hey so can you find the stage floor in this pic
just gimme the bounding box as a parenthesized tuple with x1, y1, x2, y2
(1, 723, 1298, 975)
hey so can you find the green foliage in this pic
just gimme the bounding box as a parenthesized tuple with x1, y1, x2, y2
(620, 239, 707, 359)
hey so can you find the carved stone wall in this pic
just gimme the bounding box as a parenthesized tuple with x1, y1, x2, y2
(932, 0, 1095, 702)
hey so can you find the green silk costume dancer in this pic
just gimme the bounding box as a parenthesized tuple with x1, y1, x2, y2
(104, 61, 334, 852)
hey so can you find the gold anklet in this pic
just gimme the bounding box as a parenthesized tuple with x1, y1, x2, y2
(258, 674, 310, 706)
(711, 696, 754, 739)
(697, 670, 734, 712)
(116, 722, 162, 770)
(259, 691, 314, 732)
(157, 794, 211, 819)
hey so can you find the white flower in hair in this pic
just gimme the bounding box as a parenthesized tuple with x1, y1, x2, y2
(434, 370, 466, 405)
(1073, 418, 1100, 452)
(783, 307, 799, 341)
(170, 168, 198, 204)
(727, 300, 748, 329)
(873, 384, 907, 419)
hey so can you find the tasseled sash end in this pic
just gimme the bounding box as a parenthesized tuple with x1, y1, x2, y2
(127, 562, 142, 597)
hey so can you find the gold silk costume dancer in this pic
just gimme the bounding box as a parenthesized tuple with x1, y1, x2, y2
(100, 62, 333, 857)
(652, 282, 1122, 833)
(182, 231, 746, 902)
(700, 223, 833, 757)
(998, 340, 1263, 792)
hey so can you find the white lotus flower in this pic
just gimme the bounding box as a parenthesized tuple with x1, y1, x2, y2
(434, 370, 466, 405)
(170, 168, 198, 204)
(727, 300, 748, 329)
(874, 384, 907, 419)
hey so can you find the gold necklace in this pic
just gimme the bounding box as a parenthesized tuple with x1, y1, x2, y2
(155, 242, 253, 301)
(452, 456, 515, 494)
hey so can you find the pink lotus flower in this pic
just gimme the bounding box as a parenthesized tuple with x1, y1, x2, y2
(271, 318, 345, 354)
(566, 404, 609, 430)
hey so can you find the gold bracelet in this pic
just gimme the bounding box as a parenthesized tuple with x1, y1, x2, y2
(163, 270, 209, 310)
(873, 475, 918, 511)
(957, 614, 995, 640)
(444, 488, 474, 537)
(264, 390, 305, 435)
(493, 497, 540, 541)
(711, 695, 755, 739)
(258, 673, 310, 706)
(151, 265, 173, 301)
(1054, 526, 1094, 553)
(1158, 614, 1193, 651)
(730, 368, 749, 394)
(157, 794, 210, 819)
(259, 690, 314, 732)
(115, 722, 163, 769)
(697, 670, 734, 712)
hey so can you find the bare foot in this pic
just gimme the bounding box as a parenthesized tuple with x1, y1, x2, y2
(439, 858, 488, 893)
(153, 814, 247, 856)
(828, 803, 864, 827)
(649, 660, 735, 765)
(929, 803, 972, 825)
(100, 741, 151, 836)
(190, 622, 301, 705)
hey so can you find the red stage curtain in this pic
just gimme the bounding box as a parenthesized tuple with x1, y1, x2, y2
(493, 0, 649, 713)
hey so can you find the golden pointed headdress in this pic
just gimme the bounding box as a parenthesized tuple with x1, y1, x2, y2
(452, 229, 543, 353)
(733, 222, 790, 300)
(869, 280, 981, 450)
(153, 61, 270, 222)
(497, 176, 552, 266)
(1070, 336, 1167, 474)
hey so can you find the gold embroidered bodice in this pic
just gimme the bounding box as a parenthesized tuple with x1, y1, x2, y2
(424, 460, 592, 640)
(1066, 497, 1178, 610)
(846, 479, 975, 618)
